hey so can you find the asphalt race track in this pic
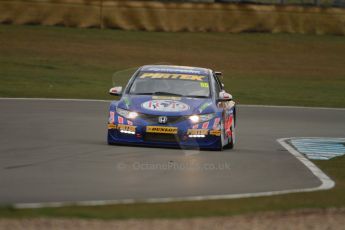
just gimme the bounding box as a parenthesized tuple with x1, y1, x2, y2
(0, 99, 344, 206)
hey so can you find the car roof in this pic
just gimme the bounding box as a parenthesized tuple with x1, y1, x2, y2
(140, 65, 211, 76)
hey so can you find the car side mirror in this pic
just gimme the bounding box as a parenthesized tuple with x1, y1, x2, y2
(217, 91, 232, 102)
(109, 86, 123, 96)
(215, 71, 223, 80)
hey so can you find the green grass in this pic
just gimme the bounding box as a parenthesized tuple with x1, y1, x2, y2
(0, 25, 345, 107)
(0, 156, 344, 220)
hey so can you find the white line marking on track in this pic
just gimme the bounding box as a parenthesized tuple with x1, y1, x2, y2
(12, 138, 335, 209)
(277, 138, 335, 190)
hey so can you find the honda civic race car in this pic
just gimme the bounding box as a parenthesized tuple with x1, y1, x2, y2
(107, 65, 236, 151)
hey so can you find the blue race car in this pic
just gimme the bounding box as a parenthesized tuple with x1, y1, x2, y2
(107, 65, 236, 151)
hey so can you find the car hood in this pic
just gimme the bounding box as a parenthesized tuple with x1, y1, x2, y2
(117, 95, 215, 116)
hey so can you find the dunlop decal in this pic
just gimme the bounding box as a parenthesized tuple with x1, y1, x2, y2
(146, 126, 178, 134)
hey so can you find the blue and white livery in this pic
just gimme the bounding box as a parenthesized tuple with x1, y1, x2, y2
(107, 65, 236, 151)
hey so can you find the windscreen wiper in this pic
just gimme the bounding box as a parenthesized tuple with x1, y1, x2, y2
(186, 95, 209, 98)
(132, 93, 154, 95)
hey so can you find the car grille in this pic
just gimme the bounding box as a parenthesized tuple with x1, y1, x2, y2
(144, 133, 179, 143)
(139, 114, 187, 124)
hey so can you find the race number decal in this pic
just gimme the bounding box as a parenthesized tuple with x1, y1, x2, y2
(200, 82, 209, 88)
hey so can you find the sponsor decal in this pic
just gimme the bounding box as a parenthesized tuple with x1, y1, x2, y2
(117, 124, 136, 132)
(127, 120, 133, 126)
(142, 100, 189, 112)
(213, 117, 220, 129)
(225, 115, 233, 137)
(118, 116, 124, 124)
(109, 111, 115, 123)
(192, 124, 199, 129)
(210, 130, 221, 136)
(198, 102, 212, 113)
(146, 126, 178, 134)
(187, 129, 208, 135)
(145, 67, 203, 75)
(108, 123, 117, 129)
(139, 73, 206, 81)
(202, 122, 209, 129)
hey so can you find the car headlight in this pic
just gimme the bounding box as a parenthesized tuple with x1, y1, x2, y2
(116, 107, 138, 120)
(189, 113, 215, 124)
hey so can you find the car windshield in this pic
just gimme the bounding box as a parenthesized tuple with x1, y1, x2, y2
(129, 72, 210, 98)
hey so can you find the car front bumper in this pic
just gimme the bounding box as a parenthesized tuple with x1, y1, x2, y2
(107, 123, 222, 150)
